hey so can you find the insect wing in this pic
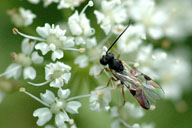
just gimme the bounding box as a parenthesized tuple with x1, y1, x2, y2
(115, 62, 164, 109)
(142, 79, 164, 105)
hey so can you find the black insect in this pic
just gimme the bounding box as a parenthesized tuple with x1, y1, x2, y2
(99, 23, 164, 110)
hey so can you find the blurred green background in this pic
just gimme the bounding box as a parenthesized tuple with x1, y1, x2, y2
(0, 0, 192, 128)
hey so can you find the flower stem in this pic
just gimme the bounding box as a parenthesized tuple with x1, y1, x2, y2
(19, 88, 49, 107)
(67, 94, 91, 101)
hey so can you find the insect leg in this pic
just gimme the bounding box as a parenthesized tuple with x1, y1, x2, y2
(116, 83, 126, 106)
(106, 77, 118, 87)
(96, 77, 118, 90)
(97, 68, 110, 77)
(117, 53, 121, 60)
(121, 85, 126, 105)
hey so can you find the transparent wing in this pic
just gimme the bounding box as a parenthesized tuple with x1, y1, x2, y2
(112, 62, 164, 109)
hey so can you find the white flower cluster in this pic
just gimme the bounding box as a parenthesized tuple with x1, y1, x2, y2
(1, 0, 192, 128)
(20, 88, 81, 127)
(27, 0, 85, 9)
(0, 38, 43, 80)
(8, 7, 36, 27)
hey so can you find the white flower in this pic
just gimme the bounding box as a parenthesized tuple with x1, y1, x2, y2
(110, 102, 145, 128)
(111, 102, 144, 120)
(45, 62, 71, 88)
(132, 123, 155, 128)
(94, 0, 128, 34)
(0, 38, 43, 80)
(158, 56, 191, 101)
(117, 24, 146, 53)
(135, 45, 191, 101)
(28, 61, 71, 87)
(27, 0, 40, 4)
(127, 0, 168, 39)
(68, 10, 94, 37)
(58, 0, 85, 9)
(89, 64, 102, 77)
(8, 7, 36, 27)
(74, 55, 89, 68)
(45, 118, 77, 128)
(89, 86, 112, 112)
(30, 89, 81, 127)
(35, 23, 75, 61)
(43, 0, 59, 7)
(67, 1, 96, 46)
(123, 102, 144, 119)
(159, 0, 192, 39)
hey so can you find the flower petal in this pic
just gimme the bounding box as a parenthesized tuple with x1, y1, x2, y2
(57, 89, 70, 99)
(66, 101, 81, 114)
(40, 90, 55, 104)
(33, 107, 52, 126)
(50, 78, 63, 88)
(31, 51, 44, 64)
(89, 65, 101, 77)
(68, 11, 82, 36)
(74, 55, 89, 68)
(148, 27, 163, 39)
(45, 125, 55, 128)
(36, 23, 51, 38)
(23, 66, 36, 80)
(64, 37, 75, 48)
(61, 73, 71, 84)
(4, 63, 22, 79)
(55, 111, 70, 126)
(75, 37, 86, 45)
(21, 38, 35, 55)
(94, 10, 105, 24)
(51, 50, 64, 61)
(35, 42, 50, 55)
(19, 7, 36, 26)
(101, 24, 111, 35)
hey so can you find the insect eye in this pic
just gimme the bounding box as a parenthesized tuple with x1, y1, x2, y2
(100, 56, 108, 65)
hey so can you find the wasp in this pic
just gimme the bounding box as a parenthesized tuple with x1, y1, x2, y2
(99, 23, 164, 110)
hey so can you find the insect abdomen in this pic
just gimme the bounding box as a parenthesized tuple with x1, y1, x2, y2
(130, 88, 150, 110)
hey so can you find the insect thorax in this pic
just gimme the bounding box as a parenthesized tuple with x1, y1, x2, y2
(100, 53, 124, 72)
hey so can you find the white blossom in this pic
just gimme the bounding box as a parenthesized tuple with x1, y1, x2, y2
(127, 0, 168, 39)
(43, 0, 59, 7)
(111, 102, 144, 120)
(159, 0, 192, 39)
(58, 0, 85, 10)
(89, 64, 102, 77)
(74, 55, 89, 68)
(21, 88, 81, 127)
(94, 0, 128, 35)
(27, 61, 72, 88)
(35, 23, 75, 61)
(132, 123, 155, 128)
(45, 62, 71, 88)
(110, 102, 145, 128)
(8, 7, 36, 27)
(89, 86, 112, 112)
(117, 24, 146, 53)
(0, 38, 43, 80)
(27, 0, 40, 4)
(135, 45, 191, 100)
(68, 1, 95, 46)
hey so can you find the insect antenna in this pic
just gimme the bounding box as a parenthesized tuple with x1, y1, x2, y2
(106, 21, 131, 54)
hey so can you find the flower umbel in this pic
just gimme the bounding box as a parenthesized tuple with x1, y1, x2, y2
(0, 38, 43, 80)
(28, 61, 71, 88)
(20, 88, 82, 127)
